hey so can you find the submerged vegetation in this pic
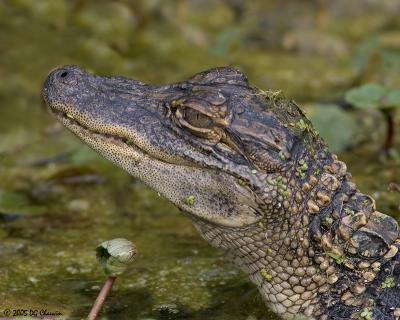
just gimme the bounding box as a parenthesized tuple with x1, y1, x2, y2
(0, 1, 399, 319)
(345, 83, 400, 153)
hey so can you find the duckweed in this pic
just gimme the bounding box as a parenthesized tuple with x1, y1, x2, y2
(360, 307, 373, 320)
(326, 252, 344, 265)
(381, 276, 395, 289)
(184, 195, 196, 206)
(260, 268, 273, 281)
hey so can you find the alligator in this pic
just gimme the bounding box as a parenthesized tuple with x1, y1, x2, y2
(42, 66, 400, 320)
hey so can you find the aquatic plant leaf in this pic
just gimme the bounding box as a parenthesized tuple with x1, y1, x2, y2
(310, 105, 357, 153)
(345, 83, 388, 109)
(383, 90, 400, 108)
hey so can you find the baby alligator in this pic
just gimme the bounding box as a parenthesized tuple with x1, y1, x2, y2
(42, 66, 400, 320)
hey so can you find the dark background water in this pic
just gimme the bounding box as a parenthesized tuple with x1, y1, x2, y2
(0, 1, 399, 319)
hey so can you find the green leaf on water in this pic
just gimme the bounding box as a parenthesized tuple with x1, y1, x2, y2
(310, 105, 357, 153)
(383, 90, 400, 107)
(345, 83, 400, 109)
(345, 83, 388, 109)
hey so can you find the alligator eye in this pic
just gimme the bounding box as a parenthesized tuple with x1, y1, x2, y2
(183, 108, 213, 128)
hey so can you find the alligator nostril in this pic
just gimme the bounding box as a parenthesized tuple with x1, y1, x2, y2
(60, 71, 68, 78)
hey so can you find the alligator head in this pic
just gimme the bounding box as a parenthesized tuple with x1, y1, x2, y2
(42, 66, 400, 319)
(42, 66, 308, 227)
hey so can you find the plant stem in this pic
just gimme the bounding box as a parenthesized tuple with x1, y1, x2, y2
(382, 108, 395, 153)
(87, 277, 116, 320)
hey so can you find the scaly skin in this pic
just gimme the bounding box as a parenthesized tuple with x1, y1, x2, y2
(42, 66, 400, 320)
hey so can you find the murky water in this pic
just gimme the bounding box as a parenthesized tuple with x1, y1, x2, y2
(0, 1, 399, 319)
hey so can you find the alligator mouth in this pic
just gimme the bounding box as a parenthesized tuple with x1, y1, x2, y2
(54, 110, 144, 150)
(58, 111, 144, 146)
(51, 109, 195, 168)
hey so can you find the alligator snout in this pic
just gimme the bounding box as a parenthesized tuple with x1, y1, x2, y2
(42, 65, 86, 109)
(46, 65, 83, 85)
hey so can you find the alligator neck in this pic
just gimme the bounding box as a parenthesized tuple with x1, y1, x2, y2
(191, 142, 335, 318)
